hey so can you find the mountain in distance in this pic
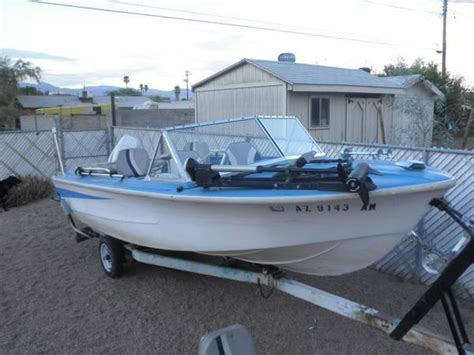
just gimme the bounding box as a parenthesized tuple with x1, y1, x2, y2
(19, 82, 193, 99)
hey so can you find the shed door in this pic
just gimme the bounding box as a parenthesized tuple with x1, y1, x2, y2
(346, 97, 382, 143)
(346, 98, 365, 142)
(365, 98, 380, 144)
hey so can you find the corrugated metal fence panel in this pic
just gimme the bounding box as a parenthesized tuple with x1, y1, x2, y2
(0, 130, 58, 179)
(319, 140, 474, 299)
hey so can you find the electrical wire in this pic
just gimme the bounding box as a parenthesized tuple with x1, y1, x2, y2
(362, 0, 440, 14)
(29, 0, 437, 51)
(110, 0, 376, 39)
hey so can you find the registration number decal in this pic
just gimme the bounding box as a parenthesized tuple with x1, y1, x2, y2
(269, 203, 376, 212)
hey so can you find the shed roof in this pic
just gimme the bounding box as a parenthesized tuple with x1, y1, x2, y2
(247, 59, 401, 89)
(193, 59, 443, 96)
(378, 74, 444, 97)
(193, 59, 401, 90)
(16, 95, 81, 108)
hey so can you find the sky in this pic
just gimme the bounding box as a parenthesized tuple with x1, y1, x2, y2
(1, 0, 473, 91)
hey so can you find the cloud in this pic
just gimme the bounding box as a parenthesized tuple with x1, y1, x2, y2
(0, 48, 75, 62)
(42, 73, 116, 87)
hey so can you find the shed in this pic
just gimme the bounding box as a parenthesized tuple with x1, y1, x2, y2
(192, 58, 443, 146)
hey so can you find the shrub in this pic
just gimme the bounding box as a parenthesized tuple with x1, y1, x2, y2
(5, 175, 54, 208)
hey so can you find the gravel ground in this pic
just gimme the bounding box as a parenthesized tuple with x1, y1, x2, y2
(1, 198, 473, 354)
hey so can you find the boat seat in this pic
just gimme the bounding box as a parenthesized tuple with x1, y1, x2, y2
(192, 142, 210, 162)
(177, 150, 202, 164)
(116, 148, 150, 177)
(226, 142, 260, 165)
(183, 142, 211, 163)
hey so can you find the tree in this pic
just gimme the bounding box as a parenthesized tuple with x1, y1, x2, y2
(139, 83, 144, 94)
(144, 84, 148, 94)
(382, 58, 469, 147)
(17, 86, 44, 95)
(393, 97, 434, 147)
(107, 88, 141, 96)
(123, 75, 130, 88)
(174, 85, 181, 101)
(0, 56, 41, 128)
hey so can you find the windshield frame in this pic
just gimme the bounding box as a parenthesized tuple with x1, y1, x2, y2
(147, 116, 325, 181)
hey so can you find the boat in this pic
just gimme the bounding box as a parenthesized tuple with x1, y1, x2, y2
(52, 116, 455, 276)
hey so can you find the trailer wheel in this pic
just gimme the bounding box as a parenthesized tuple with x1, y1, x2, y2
(99, 236, 124, 278)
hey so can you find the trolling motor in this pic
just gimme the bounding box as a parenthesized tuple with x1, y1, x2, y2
(337, 162, 377, 208)
(295, 151, 350, 168)
(184, 156, 379, 209)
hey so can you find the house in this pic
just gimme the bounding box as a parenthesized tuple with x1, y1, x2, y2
(113, 99, 195, 128)
(192, 56, 443, 146)
(92, 95, 152, 109)
(16, 95, 82, 115)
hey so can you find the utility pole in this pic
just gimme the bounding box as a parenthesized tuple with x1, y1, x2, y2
(183, 70, 191, 100)
(441, 0, 448, 78)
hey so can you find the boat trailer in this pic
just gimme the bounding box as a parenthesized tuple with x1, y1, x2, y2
(67, 198, 473, 354)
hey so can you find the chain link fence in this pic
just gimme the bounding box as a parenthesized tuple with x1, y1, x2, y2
(112, 126, 474, 299)
(0, 130, 58, 179)
(0, 129, 110, 179)
(317, 140, 473, 299)
(60, 129, 110, 171)
(1, 127, 473, 298)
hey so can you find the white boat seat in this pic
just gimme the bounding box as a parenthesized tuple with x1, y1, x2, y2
(178, 150, 202, 165)
(116, 148, 150, 177)
(191, 142, 210, 159)
(226, 142, 259, 165)
(183, 142, 210, 163)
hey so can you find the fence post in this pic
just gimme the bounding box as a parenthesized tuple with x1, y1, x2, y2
(108, 126, 114, 154)
(423, 148, 431, 165)
(56, 117, 66, 172)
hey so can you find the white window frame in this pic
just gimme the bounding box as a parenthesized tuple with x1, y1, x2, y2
(309, 96, 330, 129)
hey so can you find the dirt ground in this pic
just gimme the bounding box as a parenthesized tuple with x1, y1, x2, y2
(1, 199, 473, 354)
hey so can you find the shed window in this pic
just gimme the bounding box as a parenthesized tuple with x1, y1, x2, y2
(310, 98, 330, 127)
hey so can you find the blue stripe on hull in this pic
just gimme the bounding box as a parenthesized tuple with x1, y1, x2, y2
(56, 187, 109, 200)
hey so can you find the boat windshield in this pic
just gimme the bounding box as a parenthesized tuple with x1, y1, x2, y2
(258, 117, 324, 158)
(148, 116, 325, 181)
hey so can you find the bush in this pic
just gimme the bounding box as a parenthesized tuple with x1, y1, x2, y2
(5, 175, 54, 208)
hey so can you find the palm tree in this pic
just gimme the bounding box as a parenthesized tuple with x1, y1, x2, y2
(144, 84, 149, 94)
(123, 75, 130, 88)
(174, 85, 181, 101)
(139, 83, 144, 94)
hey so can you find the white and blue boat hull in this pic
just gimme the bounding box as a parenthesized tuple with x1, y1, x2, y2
(54, 169, 454, 276)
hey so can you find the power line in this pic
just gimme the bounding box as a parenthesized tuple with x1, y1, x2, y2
(363, 0, 440, 14)
(30, 0, 437, 51)
(111, 0, 374, 39)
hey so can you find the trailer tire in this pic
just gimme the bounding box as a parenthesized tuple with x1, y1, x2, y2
(99, 236, 124, 278)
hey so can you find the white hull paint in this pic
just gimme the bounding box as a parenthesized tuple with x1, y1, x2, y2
(54, 178, 454, 275)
